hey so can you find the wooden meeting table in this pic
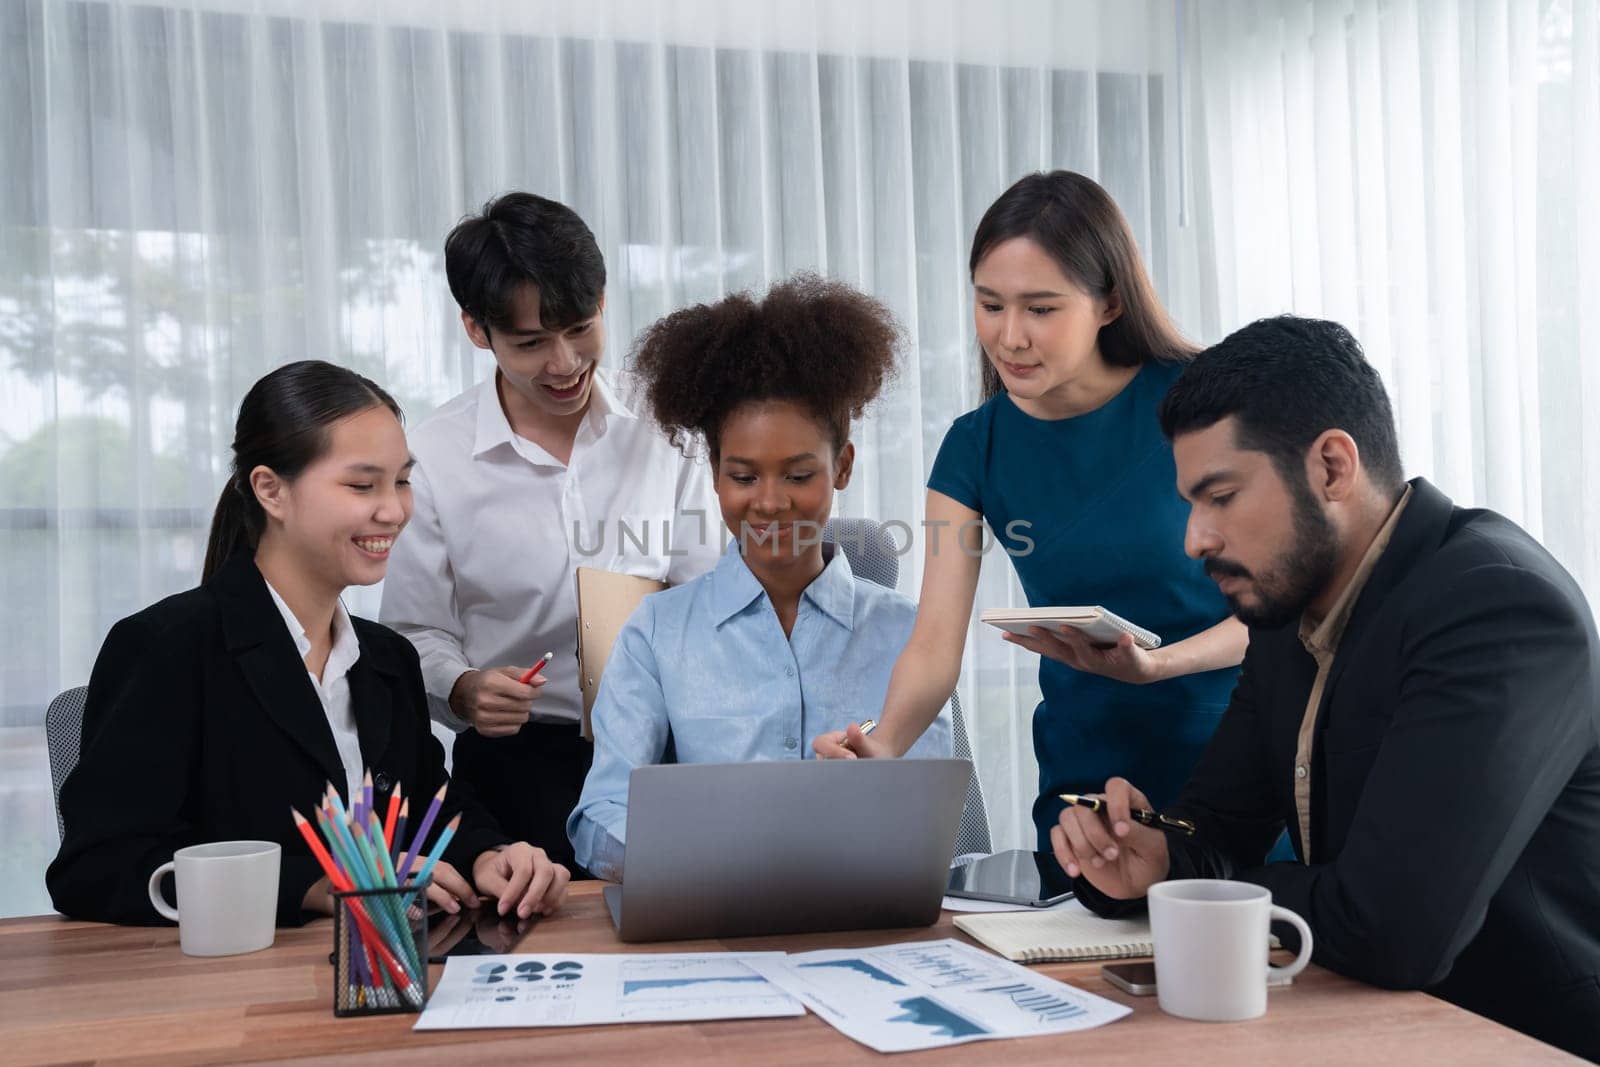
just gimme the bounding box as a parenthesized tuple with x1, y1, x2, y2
(0, 881, 1578, 1065)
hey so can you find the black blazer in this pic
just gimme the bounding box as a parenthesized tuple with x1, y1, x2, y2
(1078, 478, 1600, 1060)
(47, 552, 510, 926)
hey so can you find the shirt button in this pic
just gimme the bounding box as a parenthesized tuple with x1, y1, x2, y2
(785, 737, 798, 750)
(785, 666, 795, 677)
(374, 772, 393, 792)
(1295, 764, 1308, 780)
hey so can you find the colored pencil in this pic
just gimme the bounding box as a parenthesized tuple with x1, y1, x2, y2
(409, 812, 461, 896)
(396, 783, 447, 882)
(355, 812, 424, 977)
(382, 784, 402, 851)
(390, 798, 409, 866)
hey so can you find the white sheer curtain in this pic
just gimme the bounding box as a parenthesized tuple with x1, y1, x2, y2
(1186, 0, 1599, 600)
(0, 0, 1183, 915)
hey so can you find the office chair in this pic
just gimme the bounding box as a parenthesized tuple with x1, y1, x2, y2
(45, 685, 88, 839)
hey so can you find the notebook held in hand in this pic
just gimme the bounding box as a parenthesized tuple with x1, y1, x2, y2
(980, 606, 1161, 650)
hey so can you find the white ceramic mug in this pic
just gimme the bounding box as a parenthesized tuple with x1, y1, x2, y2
(147, 840, 281, 956)
(1147, 878, 1313, 1021)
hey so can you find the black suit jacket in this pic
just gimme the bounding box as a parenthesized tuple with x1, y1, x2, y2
(1078, 478, 1600, 1060)
(47, 553, 510, 926)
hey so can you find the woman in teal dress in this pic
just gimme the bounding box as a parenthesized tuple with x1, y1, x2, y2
(815, 171, 1247, 853)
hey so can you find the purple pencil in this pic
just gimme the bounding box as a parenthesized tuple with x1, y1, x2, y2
(360, 769, 374, 832)
(396, 782, 447, 882)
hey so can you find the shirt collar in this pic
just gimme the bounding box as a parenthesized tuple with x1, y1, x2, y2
(263, 578, 361, 678)
(471, 373, 517, 458)
(589, 369, 635, 421)
(706, 540, 857, 632)
(801, 544, 857, 631)
(1299, 484, 1414, 657)
(472, 369, 636, 460)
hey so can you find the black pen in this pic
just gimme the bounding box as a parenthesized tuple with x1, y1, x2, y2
(1058, 792, 1197, 837)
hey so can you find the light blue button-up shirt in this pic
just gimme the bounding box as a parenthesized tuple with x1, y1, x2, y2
(567, 542, 952, 880)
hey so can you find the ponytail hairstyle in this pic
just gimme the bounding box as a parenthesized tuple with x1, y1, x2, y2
(970, 170, 1197, 400)
(202, 360, 402, 582)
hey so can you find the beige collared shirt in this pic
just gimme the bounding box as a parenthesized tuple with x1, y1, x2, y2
(1292, 485, 1412, 861)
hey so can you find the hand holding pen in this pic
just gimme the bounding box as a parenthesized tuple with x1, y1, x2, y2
(1050, 776, 1175, 900)
(447, 653, 553, 738)
(1059, 793, 1196, 836)
(829, 718, 891, 759)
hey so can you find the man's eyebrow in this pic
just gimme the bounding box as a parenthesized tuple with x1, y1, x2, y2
(1182, 471, 1233, 501)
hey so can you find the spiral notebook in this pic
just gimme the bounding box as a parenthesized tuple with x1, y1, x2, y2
(954, 905, 1152, 962)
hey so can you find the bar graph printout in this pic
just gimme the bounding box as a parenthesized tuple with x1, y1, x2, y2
(745, 939, 1131, 1053)
(415, 952, 804, 1029)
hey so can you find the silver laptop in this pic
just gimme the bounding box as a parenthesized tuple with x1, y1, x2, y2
(604, 758, 971, 942)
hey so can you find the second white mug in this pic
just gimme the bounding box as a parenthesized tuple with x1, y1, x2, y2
(1147, 878, 1313, 1022)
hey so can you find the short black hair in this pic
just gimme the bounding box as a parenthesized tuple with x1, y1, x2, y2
(1158, 315, 1404, 492)
(443, 192, 605, 335)
(631, 273, 900, 460)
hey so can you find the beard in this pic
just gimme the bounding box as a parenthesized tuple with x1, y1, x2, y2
(1206, 475, 1341, 630)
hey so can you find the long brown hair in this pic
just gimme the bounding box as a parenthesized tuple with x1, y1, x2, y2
(970, 170, 1196, 400)
(203, 361, 402, 581)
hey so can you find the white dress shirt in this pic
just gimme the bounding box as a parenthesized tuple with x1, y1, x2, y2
(380, 370, 721, 730)
(264, 579, 365, 802)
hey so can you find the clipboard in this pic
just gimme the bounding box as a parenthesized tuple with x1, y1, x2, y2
(574, 566, 668, 740)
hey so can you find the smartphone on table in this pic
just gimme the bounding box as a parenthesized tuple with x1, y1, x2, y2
(1100, 960, 1293, 996)
(1101, 961, 1158, 995)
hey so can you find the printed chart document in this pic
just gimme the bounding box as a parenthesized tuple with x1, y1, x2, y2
(745, 938, 1130, 1053)
(415, 952, 804, 1030)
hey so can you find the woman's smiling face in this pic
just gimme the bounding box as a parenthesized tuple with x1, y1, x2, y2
(713, 399, 853, 576)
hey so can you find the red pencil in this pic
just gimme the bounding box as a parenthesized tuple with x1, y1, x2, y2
(382, 784, 402, 851)
(390, 798, 409, 866)
(518, 652, 554, 685)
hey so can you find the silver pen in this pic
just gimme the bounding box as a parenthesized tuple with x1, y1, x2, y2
(841, 718, 877, 753)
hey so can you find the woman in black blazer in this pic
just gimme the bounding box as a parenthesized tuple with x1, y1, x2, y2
(47, 361, 570, 926)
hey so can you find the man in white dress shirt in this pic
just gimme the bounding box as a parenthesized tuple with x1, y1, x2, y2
(381, 193, 719, 872)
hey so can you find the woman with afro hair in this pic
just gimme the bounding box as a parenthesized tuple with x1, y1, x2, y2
(566, 274, 952, 881)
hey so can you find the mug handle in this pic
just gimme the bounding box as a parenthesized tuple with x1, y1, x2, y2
(147, 861, 180, 922)
(1268, 904, 1314, 979)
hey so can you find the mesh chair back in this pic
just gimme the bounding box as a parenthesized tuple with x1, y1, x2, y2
(946, 690, 993, 855)
(821, 517, 899, 590)
(45, 685, 88, 839)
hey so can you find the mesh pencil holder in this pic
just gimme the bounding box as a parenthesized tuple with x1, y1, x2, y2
(332, 880, 430, 1016)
